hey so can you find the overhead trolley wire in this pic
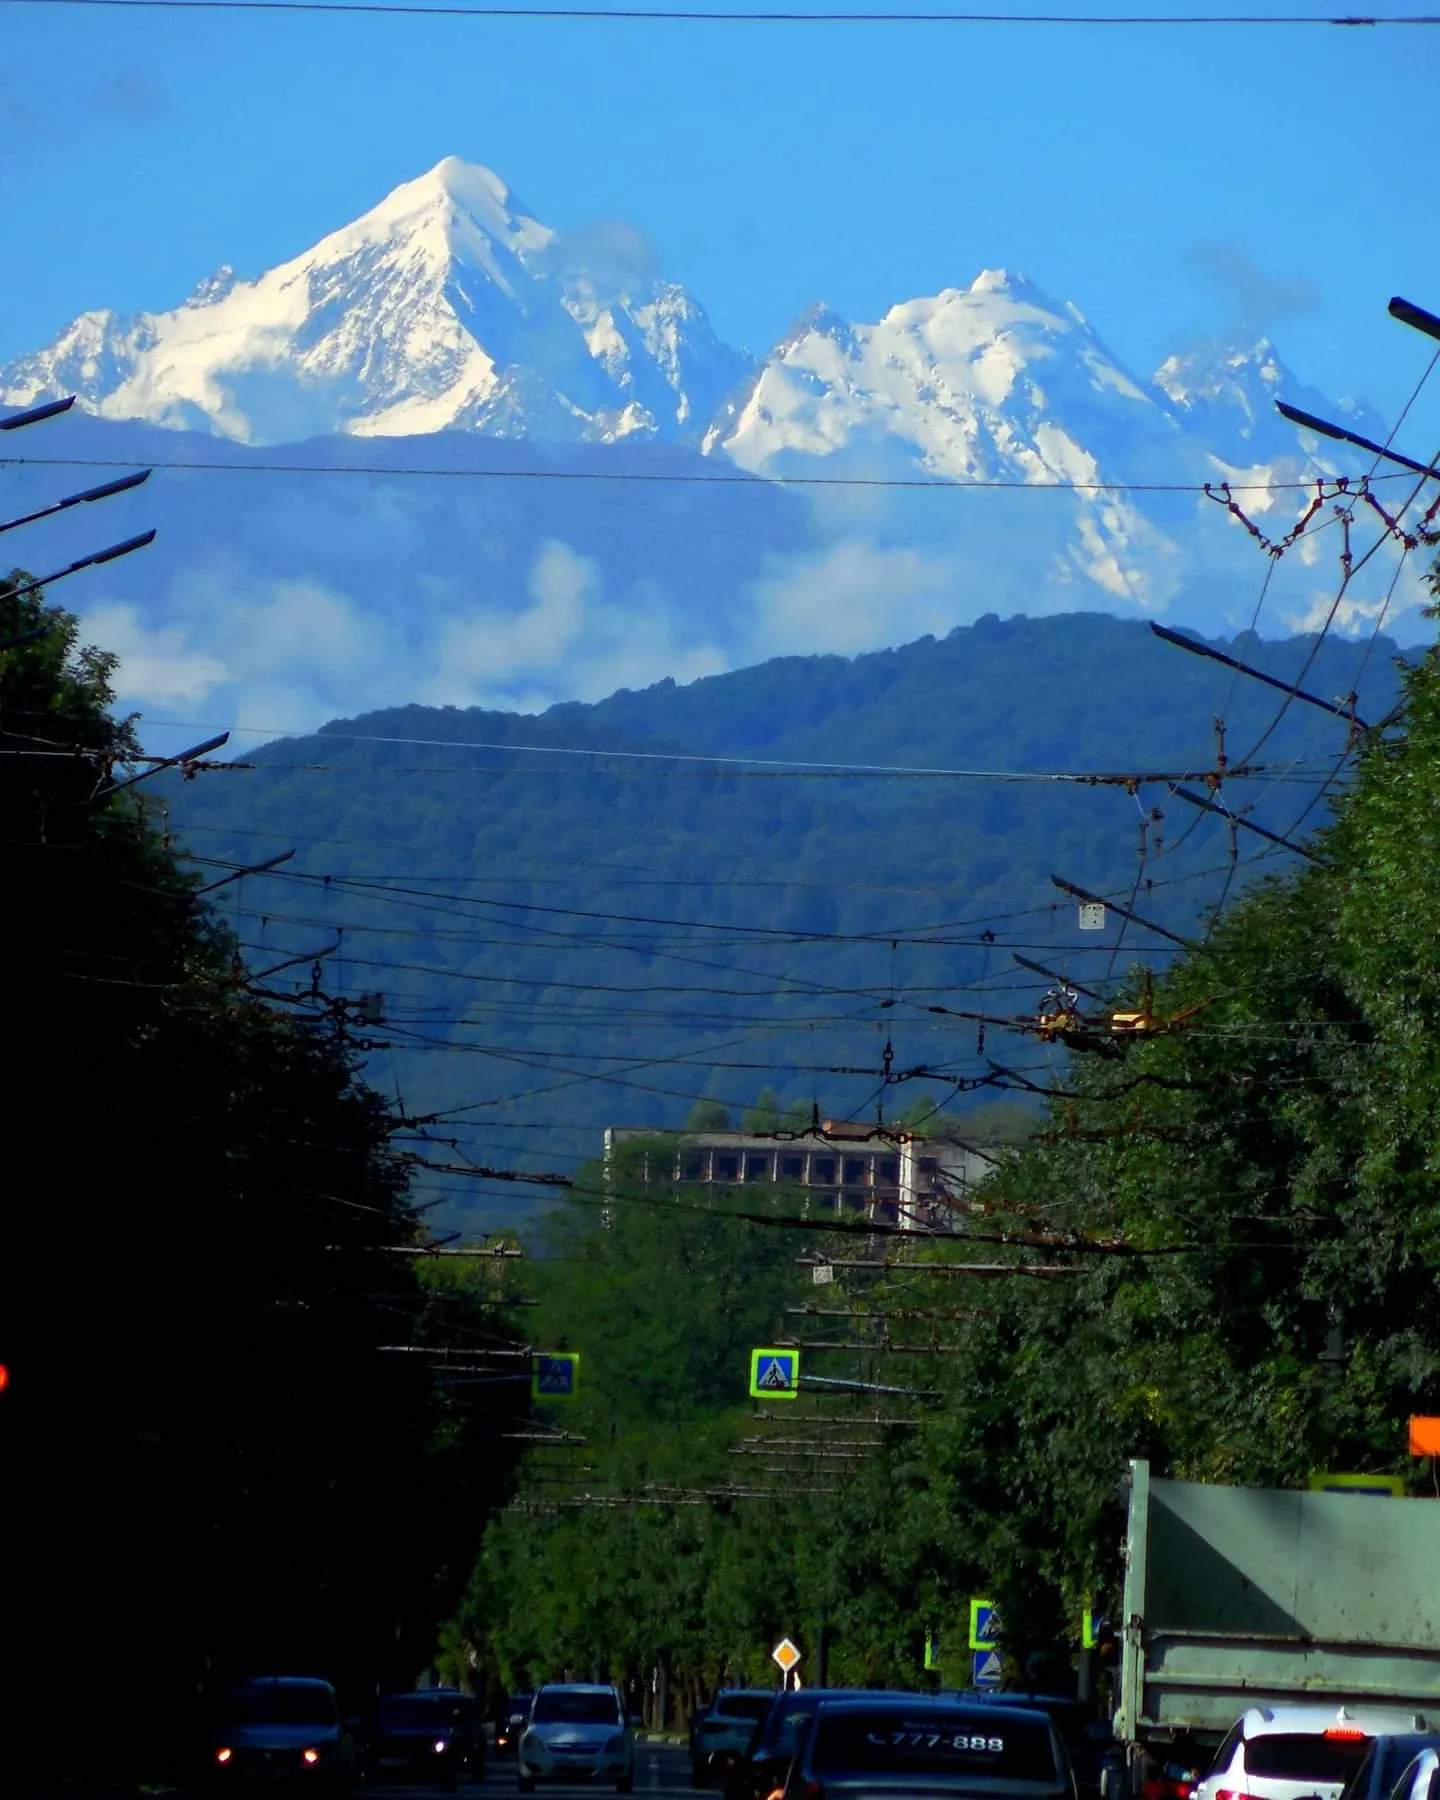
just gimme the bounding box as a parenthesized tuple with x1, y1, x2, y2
(5, 0, 1438, 20)
(0, 457, 1426, 490)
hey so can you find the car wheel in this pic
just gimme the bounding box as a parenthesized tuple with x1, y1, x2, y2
(693, 1766, 710, 1789)
(616, 1778, 634, 1795)
(518, 1779, 536, 1794)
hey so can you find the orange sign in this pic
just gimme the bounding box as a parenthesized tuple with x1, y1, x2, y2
(1409, 1416, 1440, 1455)
(772, 1637, 802, 1674)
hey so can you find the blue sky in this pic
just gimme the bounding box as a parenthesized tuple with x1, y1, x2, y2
(2, 2, 1438, 422)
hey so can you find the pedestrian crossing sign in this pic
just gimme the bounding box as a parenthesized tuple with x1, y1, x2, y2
(532, 1352, 580, 1402)
(968, 1598, 999, 1650)
(749, 1347, 800, 1400)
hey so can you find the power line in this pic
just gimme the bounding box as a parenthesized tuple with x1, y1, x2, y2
(0, 449, 1411, 494)
(3, 0, 1434, 19)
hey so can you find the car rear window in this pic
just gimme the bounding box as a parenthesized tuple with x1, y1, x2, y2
(379, 1696, 473, 1729)
(533, 1691, 622, 1726)
(1245, 1736, 1373, 1782)
(813, 1710, 1060, 1781)
(716, 1695, 776, 1723)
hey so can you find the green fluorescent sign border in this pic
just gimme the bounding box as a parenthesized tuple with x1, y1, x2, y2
(1308, 1471, 1405, 1496)
(968, 1597, 998, 1651)
(532, 1351, 580, 1403)
(750, 1347, 800, 1400)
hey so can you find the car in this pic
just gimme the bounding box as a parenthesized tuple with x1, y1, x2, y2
(1195, 1707, 1432, 1800)
(497, 1695, 533, 1759)
(210, 1676, 352, 1793)
(780, 1697, 1075, 1800)
(692, 1692, 780, 1787)
(725, 1689, 944, 1800)
(956, 1693, 1112, 1800)
(1340, 1736, 1440, 1800)
(1389, 1752, 1440, 1800)
(364, 1689, 484, 1787)
(518, 1683, 637, 1793)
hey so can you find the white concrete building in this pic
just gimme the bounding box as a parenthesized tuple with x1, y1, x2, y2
(602, 1118, 988, 1230)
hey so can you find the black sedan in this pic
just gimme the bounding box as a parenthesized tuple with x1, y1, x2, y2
(363, 1690, 484, 1787)
(781, 1699, 1075, 1800)
(496, 1696, 533, 1759)
(725, 1691, 945, 1800)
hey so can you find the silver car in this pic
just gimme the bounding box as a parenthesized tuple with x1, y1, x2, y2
(518, 1684, 637, 1794)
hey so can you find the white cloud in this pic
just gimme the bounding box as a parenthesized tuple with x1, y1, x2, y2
(81, 602, 228, 706)
(746, 537, 962, 659)
(422, 539, 594, 705)
(421, 540, 729, 712)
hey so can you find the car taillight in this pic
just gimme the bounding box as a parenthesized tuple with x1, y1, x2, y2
(1325, 1732, 1367, 1743)
(1214, 1787, 1254, 1800)
(303, 1750, 320, 1765)
(1144, 1782, 1196, 1800)
(217, 1749, 233, 1765)
(804, 1783, 825, 1800)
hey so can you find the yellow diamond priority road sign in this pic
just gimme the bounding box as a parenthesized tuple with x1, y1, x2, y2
(772, 1637, 802, 1675)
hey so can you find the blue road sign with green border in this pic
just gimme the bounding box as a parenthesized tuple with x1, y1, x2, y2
(532, 1352, 580, 1402)
(750, 1348, 800, 1399)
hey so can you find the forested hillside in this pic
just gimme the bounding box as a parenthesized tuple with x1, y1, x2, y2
(452, 565, 1440, 1705)
(163, 612, 1406, 1230)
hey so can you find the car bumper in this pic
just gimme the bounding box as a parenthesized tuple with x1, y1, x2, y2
(520, 1750, 631, 1780)
(212, 1759, 349, 1788)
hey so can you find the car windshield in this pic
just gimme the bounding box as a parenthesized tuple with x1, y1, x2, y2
(378, 1696, 472, 1729)
(227, 1685, 337, 1728)
(1246, 1736, 1373, 1782)
(812, 1709, 1060, 1782)
(533, 1691, 622, 1725)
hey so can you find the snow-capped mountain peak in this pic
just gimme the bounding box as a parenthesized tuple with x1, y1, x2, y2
(0, 157, 745, 447)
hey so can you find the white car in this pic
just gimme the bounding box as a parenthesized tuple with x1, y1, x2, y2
(1196, 1706, 1431, 1800)
(518, 1684, 637, 1794)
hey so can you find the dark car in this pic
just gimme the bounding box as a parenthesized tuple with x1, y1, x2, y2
(692, 1692, 780, 1786)
(364, 1689, 484, 1787)
(1340, 1737, 1440, 1800)
(958, 1693, 1112, 1799)
(725, 1690, 941, 1800)
(781, 1698, 1075, 1800)
(496, 1696, 533, 1759)
(211, 1676, 352, 1793)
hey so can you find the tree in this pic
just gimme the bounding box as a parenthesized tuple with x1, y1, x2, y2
(1, 581, 526, 1783)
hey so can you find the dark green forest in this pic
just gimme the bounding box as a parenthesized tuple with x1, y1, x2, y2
(161, 612, 1404, 1233)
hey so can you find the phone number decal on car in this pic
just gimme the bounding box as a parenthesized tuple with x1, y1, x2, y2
(865, 1733, 1006, 1752)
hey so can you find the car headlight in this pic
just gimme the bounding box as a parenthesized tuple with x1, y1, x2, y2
(303, 1750, 320, 1766)
(217, 1749, 233, 1765)
(434, 1740, 448, 1754)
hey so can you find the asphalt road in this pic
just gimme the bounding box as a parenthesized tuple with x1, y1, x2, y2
(373, 1741, 698, 1800)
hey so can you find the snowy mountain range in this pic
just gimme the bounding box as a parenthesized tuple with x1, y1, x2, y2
(1, 154, 1361, 478)
(0, 157, 1420, 741)
(0, 158, 749, 446)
